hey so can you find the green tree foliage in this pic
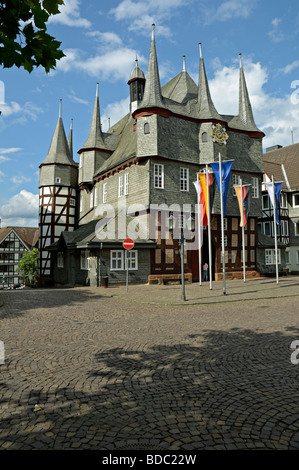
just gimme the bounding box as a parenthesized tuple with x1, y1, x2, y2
(0, 0, 65, 73)
(17, 248, 39, 285)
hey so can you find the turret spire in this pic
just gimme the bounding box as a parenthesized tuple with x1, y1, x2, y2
(183, 55, 186, 72)
(141, 24, 164, 108)
(41, 100, 73, 165)
(68, 118, 73, 160)
(197, 42, 222, 120)
(238, 53, 258, 130)
(82, 82, 106, 150)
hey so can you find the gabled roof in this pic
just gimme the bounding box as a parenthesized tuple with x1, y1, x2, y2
(0, 227, 39, 249)
(263, 143, 299, 191)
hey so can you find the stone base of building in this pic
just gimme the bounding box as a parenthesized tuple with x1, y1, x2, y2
(148, 273, 193, 285)
(215, 270, 263, 281)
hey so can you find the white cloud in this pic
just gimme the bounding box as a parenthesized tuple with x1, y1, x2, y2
(68, 90, 89, 106)
(0, 147, 22, 155)
(0, 190, 39, 227)
(0, 101, 42, 122)
(102, 97, 130, 131)
(49, 0, 91, 28)
(0, 170, 6, 181)
(281, 60, 299, 75)
(110, 0, 190, 38)
(216, 0, 256, 20)
(55, 47, 146, 82)
(86, 31, 123, 46)
(11, 175, 32, 186)
(209, 58, 299, 149)
(268, 17, 285, 43)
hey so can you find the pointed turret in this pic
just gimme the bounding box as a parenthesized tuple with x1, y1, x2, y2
(82, 83, 106, 150)
(237, 53, 259, 131)
(197, 43, 222, 121)
(41, 100, 73, 165)
(68, 118, 73, 160)
(141, 24, 164, 108)
(128, 56, 145, 114)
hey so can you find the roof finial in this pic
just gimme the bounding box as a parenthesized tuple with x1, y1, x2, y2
(135, 53, 138, 67)
(183, 55, 186, 72)
(96, 82, 99, 98)
(152, 23, 155, 41)
(59, 99, 62, 118)
(70, 118, 73, 130)
(199, 42, 203, 59)
(239, 52, 243, 68)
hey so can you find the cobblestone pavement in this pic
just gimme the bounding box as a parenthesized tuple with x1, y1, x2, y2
(1, 276, 299, 451)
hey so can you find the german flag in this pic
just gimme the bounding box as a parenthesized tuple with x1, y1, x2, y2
(234, 184, 251, 227)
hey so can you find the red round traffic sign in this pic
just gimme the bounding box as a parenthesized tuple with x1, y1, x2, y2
(123, 238, 134, 250)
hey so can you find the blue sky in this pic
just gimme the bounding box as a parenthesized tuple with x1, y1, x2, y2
(1, 0, 299, 227)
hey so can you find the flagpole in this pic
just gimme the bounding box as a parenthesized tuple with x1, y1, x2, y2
(219, 152, 226, 295)
(197, 173, 202, 286)
(240, 179, 246, 283)
(206, 164, 212, 290)
(272, 175, 279, 285)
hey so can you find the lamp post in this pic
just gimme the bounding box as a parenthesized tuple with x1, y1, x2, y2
(168, 212, 195, 302)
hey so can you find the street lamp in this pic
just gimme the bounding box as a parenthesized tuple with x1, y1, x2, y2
(168, 212, 195, 301)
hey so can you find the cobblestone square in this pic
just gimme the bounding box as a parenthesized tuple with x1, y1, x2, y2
(0, 277, 299, 450)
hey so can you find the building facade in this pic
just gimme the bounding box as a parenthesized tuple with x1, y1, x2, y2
(0, 227, 39, 288)
(39, 26, 268, 287)
(259, 144, 299, 274)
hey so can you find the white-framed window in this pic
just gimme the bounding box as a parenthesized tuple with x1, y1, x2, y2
(294, 221, 299, 237)
(90, 190, 94, 209)
(124, 173, 129, 196)
(80, 250, 90, 270)
(223, 218, 228, 231)
(94, 187, 98, 207)
(265, 249, 281, 265)
(293, 193, 299, 207)
(232, 174, 240, 196)
(103, 183, 107, 203)
(111, 251, 123, 270)
(280, 193, 288, 209)
(70, 198, 75, 206)
(281, 220, 289, 237)
(180, 168, 189, 192)
(252, 177, 259, 198)
(154, 163, 164, 189)
(262, 194, 270, 210)
(221, 234, 228, 247)
(126, 250, 138, 270)
(110, 250, 138, 271)
(285, 251, 290, 264)
(118, 174, 124, 198)
(264, 221, 271, 236)
(57, 252, 64, 268)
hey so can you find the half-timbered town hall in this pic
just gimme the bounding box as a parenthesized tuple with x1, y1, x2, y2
(39, 25, 271, 287)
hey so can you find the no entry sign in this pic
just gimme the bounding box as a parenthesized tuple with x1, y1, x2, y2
(123, 238, 134, 250)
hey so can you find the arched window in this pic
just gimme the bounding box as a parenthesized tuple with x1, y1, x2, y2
(144, 123, 150, 134)
(202, 132, 208, 142)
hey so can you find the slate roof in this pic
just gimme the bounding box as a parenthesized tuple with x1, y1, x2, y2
(83, 32, 262, 181)
(263, 143, 299, 191)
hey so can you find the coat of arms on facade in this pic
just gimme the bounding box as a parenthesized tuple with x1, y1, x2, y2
(210, 123, 229, 144)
